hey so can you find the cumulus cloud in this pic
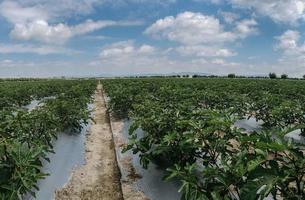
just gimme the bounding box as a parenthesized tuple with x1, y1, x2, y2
(145, 12, 236, 45)
(0, 1, 48, 23)
(272, 30, 305, 76)
(9, 19, 142, 44)
(145, 11, 257, 60)
(100, 41, 156, 58)
(0, 1, 142, 44)
(235, 19, 258, 38)
(275, 30, 305, 60)
(145, 12, 257, 45)
(10, 20, 72, 44)
(223, 0, 305, 25)
(276, 30, 300, 51)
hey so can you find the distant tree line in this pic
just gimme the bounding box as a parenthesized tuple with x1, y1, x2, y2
(268, 73, 288, 79)
(129, 73, 305, 81)
(126, 73, 305, 80)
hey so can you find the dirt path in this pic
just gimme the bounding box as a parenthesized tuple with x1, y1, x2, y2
(55, 84, 123, 200)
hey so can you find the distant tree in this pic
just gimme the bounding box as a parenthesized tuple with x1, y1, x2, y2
(269, 73, 277, 79)
(228, 73, 236, 78)
(303, 75, 305, 79)
(281, 74, 288, 79)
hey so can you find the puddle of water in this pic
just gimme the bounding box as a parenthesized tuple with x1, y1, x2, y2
(122, 121, 181, 200)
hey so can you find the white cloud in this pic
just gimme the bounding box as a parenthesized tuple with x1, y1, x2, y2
(84, 35, 108, 40)
(5, 0, 176, 20)
(97, 41, 184, 75)
(145, 12, 257, 45)
(193, 0, 224, 4)
(226, 0, 305, 24)
(4, 0, 102, 19)
(235, 19, 258, 38)
(0, 1, 142, 44)
(145, 11, 236, 45)
(145, 12, 257, 60)
(100, 41, 236, 67)
(218, 10, 240, 24)
(9, 19, 141, 44)
(176, 45, 236, 57)
(211, 58, 225, 65)
(275, 30, 305, 59)
(100, 41, 156, 58)
(10, 20, 72, 44)
(273, 30, 305, 76)
(276, 30, 300, 50)
(96, 40, 245, 76)
(2, 59, 13, 64)
(0, 44, 77, 55)
(0, 1, 48, 23)
(71, 20, 142, 35)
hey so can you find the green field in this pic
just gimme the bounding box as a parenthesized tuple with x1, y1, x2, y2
(2, 77, 305, 200)
(0, 79, 96, 199)
(103, 78, 305, 200)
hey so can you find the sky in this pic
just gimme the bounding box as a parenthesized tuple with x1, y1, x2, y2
(0, 0, 305, 77)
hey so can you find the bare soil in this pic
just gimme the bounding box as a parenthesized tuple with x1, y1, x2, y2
(54, 84, 123, 200)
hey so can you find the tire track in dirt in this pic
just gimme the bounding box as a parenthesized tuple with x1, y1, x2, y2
(54, 84, 123, 200)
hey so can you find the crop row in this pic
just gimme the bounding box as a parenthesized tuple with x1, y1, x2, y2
(103, 78, 305, 200)
(0, 80, 96, 199)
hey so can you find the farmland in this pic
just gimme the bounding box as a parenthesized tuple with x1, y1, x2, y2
(2, 77, 305, 200)
(103, 78, 305, 200)
(0, 79, 96, 199)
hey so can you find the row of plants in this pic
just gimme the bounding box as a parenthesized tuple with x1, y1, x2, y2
(0, 80, 96, 199)
(102, 78, 305, 200)
(0, 79, 93, 109)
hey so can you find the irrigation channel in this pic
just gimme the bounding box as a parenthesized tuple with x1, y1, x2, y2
(23, 84, 304, 200)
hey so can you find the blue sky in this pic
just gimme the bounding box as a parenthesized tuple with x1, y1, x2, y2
(0, 0, 305, 77)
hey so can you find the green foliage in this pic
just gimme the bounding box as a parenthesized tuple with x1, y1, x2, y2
(269, 73, 277, 79)
(281, 74, 288, 79)
(103, 78, 305, 200)
(0, 79, 96, 199)
(228, 74, 236, 78)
